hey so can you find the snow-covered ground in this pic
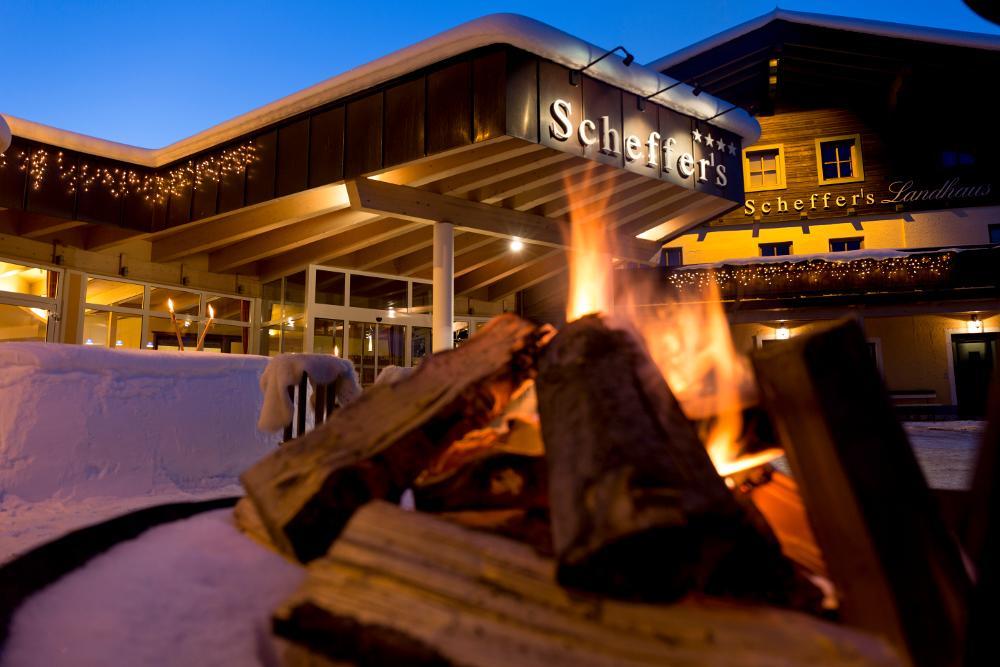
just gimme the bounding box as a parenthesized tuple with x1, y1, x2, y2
(903, 420, 984, 490)
(1, 509, 304, 667)
(0, 343, 280, 563)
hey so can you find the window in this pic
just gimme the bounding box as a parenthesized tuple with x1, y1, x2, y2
(84, 275, 251, 352)
(662, 247, 683, 267)
(830, 237, 863, 252)
(742, 145, 786, 192)
(760, 242, 792, 257)
(815, 134, 864, 184)
(942, 150, 975, 168)
(990, 224, 1000, 245)
(0, 260, 60, 343)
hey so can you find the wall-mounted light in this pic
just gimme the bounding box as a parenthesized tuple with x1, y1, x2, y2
(145, 341, 155, 349)
(570, 46, 634, 85)
(115, 340, 124, 347)
(969, 314, 984, 333)
(775, 324, 791, 340)
(705, 104, 741, 121)
(183, 319, 191, 328)
(84, 338, 95, 345)
(387, 305, 397, 319)
(509, 237, 524, 252)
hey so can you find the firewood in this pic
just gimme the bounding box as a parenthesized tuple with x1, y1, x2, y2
(752, 319, 971, 667)
(964, 382, 1000, 667)
(241, 314, 544, 562)
(274, 501, 903, 667)
(534, 313, 798, 602)
(414, 417, 547, 512)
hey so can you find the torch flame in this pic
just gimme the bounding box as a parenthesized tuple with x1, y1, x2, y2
(208, 304, 215, 319)
(167, 298, 175, 314)
(561, 168, 769, 475)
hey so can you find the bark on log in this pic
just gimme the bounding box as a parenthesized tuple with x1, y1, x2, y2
(274, 501, 903, 667)
(752, 319, 970, 667)
(534, 314, 797, 601)
(241, 314, 543, 562)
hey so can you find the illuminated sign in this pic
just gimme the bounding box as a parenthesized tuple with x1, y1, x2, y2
(547, 98, 735, 190)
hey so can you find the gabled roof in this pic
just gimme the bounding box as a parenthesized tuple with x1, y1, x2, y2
(2, 13, 759, 167)
(647, 8, 1000, 72)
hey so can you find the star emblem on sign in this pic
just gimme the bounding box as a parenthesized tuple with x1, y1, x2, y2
(691, 128, 702, 143)
(727, 141, 737, 156)
(704, 134, 715, 148)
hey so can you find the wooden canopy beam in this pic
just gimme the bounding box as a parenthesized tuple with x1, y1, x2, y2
(151, 183, 349, 262)
(454, 246, 554, 295)
(472, 160, 593, 205)
(487, 250, 567, 301)
(86, 226, 146, 251)
(371, 232, 496, 277)
(427, 149, 572, 197)
(19, 215, 89, 239)
(377, 138, 544, 188)
(207, 208, 378, 272)
(336, 226, 433, 271)
(258, 218, 425, 280)
(347, 178, 658, 263)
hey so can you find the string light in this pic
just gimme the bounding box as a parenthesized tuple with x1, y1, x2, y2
(664, 253, 955, 292)
(0, 141, 257, 205)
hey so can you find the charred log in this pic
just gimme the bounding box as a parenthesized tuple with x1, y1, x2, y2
(535, 314, 797, 602)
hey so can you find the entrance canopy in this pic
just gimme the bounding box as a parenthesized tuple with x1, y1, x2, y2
(1, 14, 759, 302)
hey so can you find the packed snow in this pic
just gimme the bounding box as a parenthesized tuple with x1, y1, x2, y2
(0, 343, 280, 562)
(257, 353, 360, 432)
(0, 509, 304, 667)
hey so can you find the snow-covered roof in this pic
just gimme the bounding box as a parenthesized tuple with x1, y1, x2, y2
(648, 8, 1000, 72)
(1, 14, 759, 168)
(0, 115, 10, 154)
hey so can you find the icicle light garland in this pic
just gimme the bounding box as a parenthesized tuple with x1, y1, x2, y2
(665, 253, 955, 291)
(0, 141, 257, 205)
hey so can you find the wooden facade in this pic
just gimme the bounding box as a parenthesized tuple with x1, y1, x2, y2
(659, 17, 1000, 229)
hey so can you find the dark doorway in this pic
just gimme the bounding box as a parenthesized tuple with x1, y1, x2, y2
(952, 333, 998, 418)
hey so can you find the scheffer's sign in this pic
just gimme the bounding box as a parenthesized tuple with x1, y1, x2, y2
(744, 177, 993, 217)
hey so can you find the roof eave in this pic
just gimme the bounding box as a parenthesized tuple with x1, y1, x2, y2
(1, 13, 760, 168)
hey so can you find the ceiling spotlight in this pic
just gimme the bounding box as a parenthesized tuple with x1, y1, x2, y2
(510, 238, 524, 252)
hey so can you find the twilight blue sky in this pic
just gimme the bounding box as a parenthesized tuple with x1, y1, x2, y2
(3, 1, 997, 148)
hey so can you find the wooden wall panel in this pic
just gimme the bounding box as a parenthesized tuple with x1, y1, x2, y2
(123, 187, 154, 231)
(191, 176, 219, 221)
(505, 49, 538, 143)
(218, 145, 247, 214)
(25, 150, 76, 219)
(715, 108, 888, 226)
(166, 182, 193, 228)
(246, 130, 277, 205)
(309, 106, 344, 187)
(581, 75, 622, 168)
(426, 61, 472, 154)
(473, 50, 506, 143)
(345, 93, 383, 178)
(277, 119, 310, 197)
(384, 78, 426, 167)
(77, 162, 124, 226)
(538, 60, 581, 156)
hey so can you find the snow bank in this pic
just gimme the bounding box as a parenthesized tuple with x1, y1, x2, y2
(1, 509, 304, 667)
(257, 353, 360, 432)
(0, 343, 278, 503)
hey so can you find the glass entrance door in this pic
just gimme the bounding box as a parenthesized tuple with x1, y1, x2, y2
(348, 321, 405, 386)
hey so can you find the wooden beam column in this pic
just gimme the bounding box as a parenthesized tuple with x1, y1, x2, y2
(433, 221, 454, 352)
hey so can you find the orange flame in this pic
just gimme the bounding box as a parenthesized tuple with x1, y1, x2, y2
(561, 168, 769, 475)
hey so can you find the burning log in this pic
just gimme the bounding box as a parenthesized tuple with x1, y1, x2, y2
(535, 314, 798, 601)
(274, 501, 903, 667)
(752, 319, 970, 667)
(413, 417, 547, 512)
(241, 314, 544, 562)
